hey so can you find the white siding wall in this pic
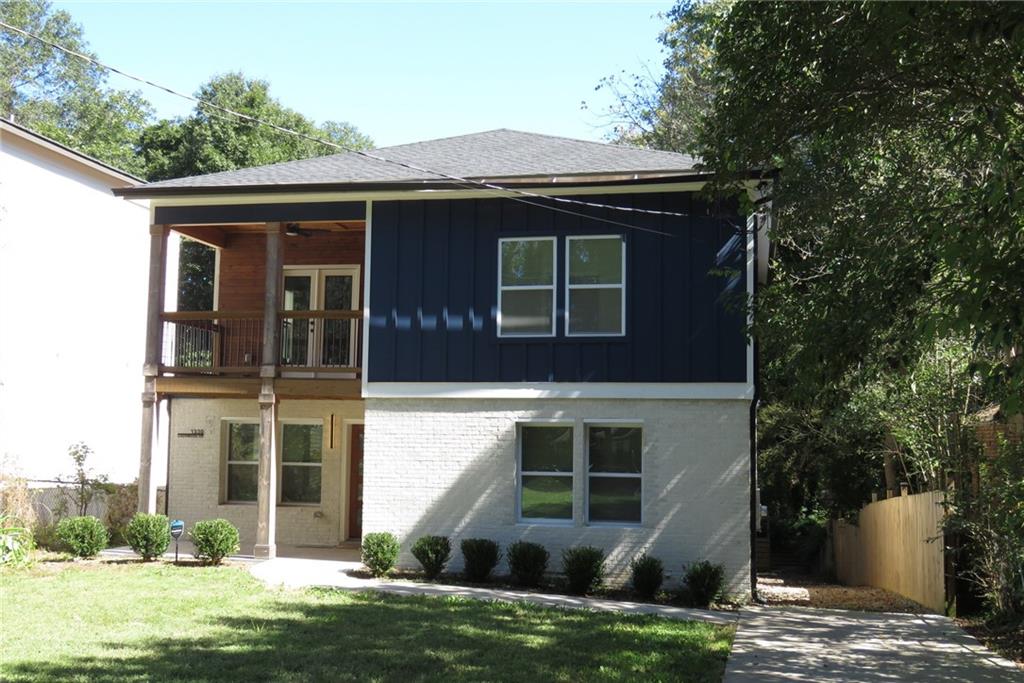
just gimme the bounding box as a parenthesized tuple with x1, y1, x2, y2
(0, 132, 150, 482)
(363, 397, 751, 595)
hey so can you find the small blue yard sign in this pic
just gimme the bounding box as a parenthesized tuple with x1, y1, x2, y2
(170, 519, 185, 563)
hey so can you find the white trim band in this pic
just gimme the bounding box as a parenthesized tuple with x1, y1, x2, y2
(363, 382, 754, 400)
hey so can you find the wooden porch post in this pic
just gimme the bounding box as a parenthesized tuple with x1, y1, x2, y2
(255, 223, 283, 558)
(138, 224, 167, 513)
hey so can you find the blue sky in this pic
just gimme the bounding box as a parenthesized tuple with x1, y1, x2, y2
(55, 1, 672, 147)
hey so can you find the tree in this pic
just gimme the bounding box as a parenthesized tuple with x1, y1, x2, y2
(141, 72, 372, 181)
(141, 73, 374, 308)
(590, 0, 729, 153)
(62, 442, 107, 517)
(697, 1, 1024, 408)
(1, 0, 152, 176)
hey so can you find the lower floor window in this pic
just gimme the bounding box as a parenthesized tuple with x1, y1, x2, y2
(587, 426, 642, 523)
(281, 422, 323, 504)
(518, 425, 573, 520)
(225, 421, 259, 502)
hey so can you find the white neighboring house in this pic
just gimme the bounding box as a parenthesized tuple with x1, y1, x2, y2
(0, 119, 171, 484)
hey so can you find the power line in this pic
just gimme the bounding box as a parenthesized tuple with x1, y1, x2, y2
(0, 19, 713, 236)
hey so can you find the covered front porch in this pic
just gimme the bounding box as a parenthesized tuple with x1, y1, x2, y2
(136, 200, 369, 560)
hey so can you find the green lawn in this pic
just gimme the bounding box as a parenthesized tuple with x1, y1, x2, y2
(0, 560, 733, 682)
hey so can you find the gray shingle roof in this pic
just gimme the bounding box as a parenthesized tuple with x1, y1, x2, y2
(132, 129, 700, 193)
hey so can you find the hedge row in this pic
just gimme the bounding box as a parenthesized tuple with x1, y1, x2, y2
(362, 532, 726, 604)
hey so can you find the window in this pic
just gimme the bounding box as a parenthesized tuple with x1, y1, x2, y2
(518, 425, 573, 521)
(586, 426, 642, 524)
(498, 237, 556, 337)
(225, 421, 259, 503)
(281, 422, 323, 504)
(567, 236, 625, 336)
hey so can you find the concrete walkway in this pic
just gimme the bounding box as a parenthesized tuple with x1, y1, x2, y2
(248, 556, 736, 625)
(723, 606, 1022, 682)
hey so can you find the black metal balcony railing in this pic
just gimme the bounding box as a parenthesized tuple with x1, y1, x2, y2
(160, 311, 361, 375)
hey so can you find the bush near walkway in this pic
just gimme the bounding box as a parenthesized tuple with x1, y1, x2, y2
(190, 519, 239, 565)
(55, 516, 107, 558)
(125, 514, 170, 561)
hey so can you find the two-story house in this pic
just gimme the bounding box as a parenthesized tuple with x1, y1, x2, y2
(117, 130, 768, 594)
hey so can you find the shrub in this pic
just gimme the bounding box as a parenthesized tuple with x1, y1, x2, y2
(0, 473, 36, 529)
(104, 482, 139, 546)
(32, 522, 62, 552)
(0, 514, 34, 566)
(945, 438, 1024, 619)
(630, 553, 664, 599)
(56, 516, 107, 558)
(411, 535, 451, 580)
(507, 540, 549, 587)
(461, 538, 501, 582)
(562, 546, 606, 595)
(362, 532, 400, 577)
(190, 519, 239, 565)
(683, 560, 725, 608)
(125, 513, 170, 561)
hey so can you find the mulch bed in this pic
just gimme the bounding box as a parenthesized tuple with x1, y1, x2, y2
(956, 615, 1024, 668)
(756, 573, 927, 613)
(344, 567, 740, 610)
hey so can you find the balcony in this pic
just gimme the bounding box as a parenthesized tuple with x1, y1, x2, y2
(160, 310, 362, 377)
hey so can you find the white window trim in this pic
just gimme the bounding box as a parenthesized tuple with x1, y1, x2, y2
(585, 423, 643, 527)
(497, 236, 557, 338)
(516, 422, 575, 525)
(565, 235, 627, 338)
(222, 418, 259, 505)
(278, 419, 325, 507)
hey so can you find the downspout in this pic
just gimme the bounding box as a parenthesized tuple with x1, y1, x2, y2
(164, 398, 172, 515)
(748, 202, 767, 601)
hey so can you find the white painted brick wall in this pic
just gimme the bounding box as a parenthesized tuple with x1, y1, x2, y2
(166, 398, 364, 550)
(363, 398, 751, 596)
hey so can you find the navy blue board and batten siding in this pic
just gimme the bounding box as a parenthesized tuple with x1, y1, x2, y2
(367, 192, 747, 383)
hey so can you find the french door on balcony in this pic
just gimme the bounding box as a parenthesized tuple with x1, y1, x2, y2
(280, 266, 360, 372)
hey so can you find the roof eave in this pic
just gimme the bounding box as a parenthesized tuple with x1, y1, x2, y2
(113, 169, 762, 199)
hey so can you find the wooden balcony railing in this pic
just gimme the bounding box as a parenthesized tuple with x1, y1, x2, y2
(160, 310, 362, 375)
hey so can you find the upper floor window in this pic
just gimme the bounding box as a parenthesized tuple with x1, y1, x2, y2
(567, 236, 625, 337)
(498, 237, 556, 337)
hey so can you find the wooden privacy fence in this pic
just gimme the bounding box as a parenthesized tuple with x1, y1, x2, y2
(831, 490, 947, 613)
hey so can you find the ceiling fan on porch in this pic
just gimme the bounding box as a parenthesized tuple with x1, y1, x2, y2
(284, 222, 312, 237)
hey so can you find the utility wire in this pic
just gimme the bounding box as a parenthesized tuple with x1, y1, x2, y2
(0, 19, 705, 236)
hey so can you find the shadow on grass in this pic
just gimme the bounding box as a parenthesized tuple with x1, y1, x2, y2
(5, 590, 731, 683)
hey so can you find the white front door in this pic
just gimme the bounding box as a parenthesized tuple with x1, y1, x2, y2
(281, 266, 360, 370)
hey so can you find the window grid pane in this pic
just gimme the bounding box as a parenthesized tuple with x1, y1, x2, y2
(227, 463, 257, 502)
(228, 423, 259, 462)
(569, 238, 623, 285)
(282, 464, 321, 504)
(282, 424, 323, 463)
(588, 476, 641, 523)
(568, 287, 623, 336)
(501, 239, 554, 286)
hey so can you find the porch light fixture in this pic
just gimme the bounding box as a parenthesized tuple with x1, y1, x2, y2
(285, 222, 302, 236)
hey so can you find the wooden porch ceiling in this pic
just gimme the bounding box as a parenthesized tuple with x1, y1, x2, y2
(172, 220, 365, 249)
